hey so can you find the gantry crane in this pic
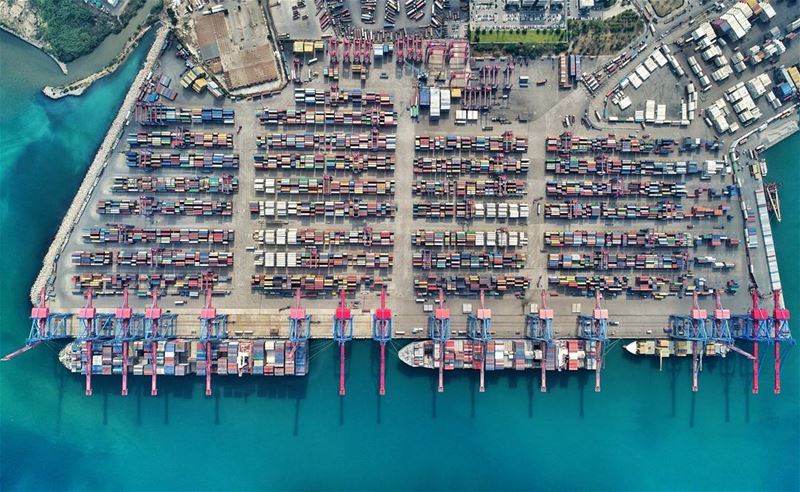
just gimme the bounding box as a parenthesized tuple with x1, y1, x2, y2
(710, 289, 754, 362)
(143, 289, 176, 396)
(200, 288, 227, 397)
(76, 288, 114, 396)
(467, 289, 491, 392)
(3, 288, 72, 361)
(732, 289, 771, 394)
(372, 288, 393, 395)
(289, 288, 312, 353)
(578, 290, 609, 392)
(669, 291, 708, 392)
(114, 287, 143, 396)
(333, 289, 353, 396)
(527, 290, 554, 392)
(769, 289, 793, 394)
(427, 289, 451, 393)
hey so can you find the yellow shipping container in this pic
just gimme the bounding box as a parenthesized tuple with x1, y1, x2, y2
(313, 40, 324, 51)
(304, 41, 314, 53)
(293, 41, 303, 54)
(788, 66, 800, 87)
(450, 87, 462, 99)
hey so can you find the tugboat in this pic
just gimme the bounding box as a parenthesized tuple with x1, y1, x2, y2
(764, 182, 782, 222)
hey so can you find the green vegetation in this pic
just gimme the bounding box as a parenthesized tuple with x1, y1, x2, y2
(567, 10, 644, 54)
(469, 27, 567, 57)
(470, 28, 565, 45)
(31, 0, 150, 62)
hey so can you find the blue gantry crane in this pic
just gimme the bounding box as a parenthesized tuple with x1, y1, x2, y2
(527, 289, 554, 392)
(333, 289, 353, 396)
(732, 289, 771, 394)
(770, 289, 793, 394)
(372, 288, 393, 396)
(3, 288, 72, 362)
(669, 291, 709, 392)
(428, 288, 451, 393)
(114, 287, 144, 396)
(76, 288, 114, 396)
(578, 290, 609, 392)
(467, 289, 491, 392)
(143, 289, 176, 396)
(200, 288, 227, 397)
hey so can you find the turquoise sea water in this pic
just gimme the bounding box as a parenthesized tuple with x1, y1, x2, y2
(1, 30, 798, 491)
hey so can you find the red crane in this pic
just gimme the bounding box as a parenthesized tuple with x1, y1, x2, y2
(333, 289, 353, 396)
(114, 287, 137, 396)
(428, 289, 451, 393)
(78, 289, 98, 396)
(771, 289, 792, 394)
(372, 288, 393, 395)
(592, 290, 609, 392)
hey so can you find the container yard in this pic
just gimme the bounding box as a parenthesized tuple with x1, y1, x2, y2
(9, 17, 795, 398)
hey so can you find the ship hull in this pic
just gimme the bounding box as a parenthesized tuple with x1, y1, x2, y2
(624, 339, 729, 358)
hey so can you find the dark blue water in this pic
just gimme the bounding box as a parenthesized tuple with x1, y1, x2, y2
(1, 30, 798, 491)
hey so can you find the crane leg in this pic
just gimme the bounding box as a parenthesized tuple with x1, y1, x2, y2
(774, 341, 780, 395)
(121, 341, 129, 396)
(150, 341, 158, 396)
(595, 342, 602, 393)
(540, 345, 547, 392)
(205, 341, 212, 397)
(692, 342, 699, 392)
(437, 341, 444, 393)
(339, 343, 346, 396)
(379, 342, 386, 396)
(480, 361, 485, 393)
(85, 341, 93, 396)
(753, 342, 759, 395)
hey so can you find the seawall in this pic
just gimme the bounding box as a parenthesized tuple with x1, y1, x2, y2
(30, 25, 170, 305)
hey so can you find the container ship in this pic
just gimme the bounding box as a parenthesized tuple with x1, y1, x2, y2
(624, 339, 730, 369)
(58, 339, 308, 377)
(398, 339, 599, 372)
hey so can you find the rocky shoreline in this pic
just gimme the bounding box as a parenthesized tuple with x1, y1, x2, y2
(30, 25, 170, 305)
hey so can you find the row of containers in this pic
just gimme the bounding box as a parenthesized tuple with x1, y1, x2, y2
(70, 250, 234, 268)
(545, 133, 679, 156)
(111, 175, 238, 194)
(254, 178, 395, 195)
(97, 198, 233, 216)
(292, 88, 394, 107)
(254, 228, 394, 247)
(82, 226, 234, 245)
(71, 272, 230, 297)
(543, 230, 739, 248)
(65, 340, 308, 377)
(135, 104, 235, 126)
(254, 153, 395, 172)
(257, 108, 397, 127)
(126, 130, 234, 149)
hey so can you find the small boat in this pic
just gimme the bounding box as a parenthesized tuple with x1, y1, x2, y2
(765, 182, 781, 222)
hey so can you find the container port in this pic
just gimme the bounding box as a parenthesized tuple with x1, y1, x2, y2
(7, 14, 795, 399)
